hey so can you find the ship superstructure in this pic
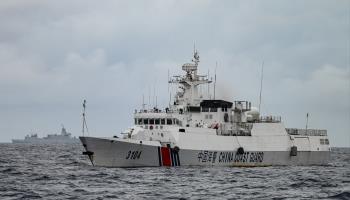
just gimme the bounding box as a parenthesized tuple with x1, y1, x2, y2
(80, 51, 330, 167)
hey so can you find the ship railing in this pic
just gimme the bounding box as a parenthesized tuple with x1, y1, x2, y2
(258, 116, 281, 123)
(286, 128, 327, 136)
(135, 109, 176, 114)
(238, 123, 253, 131)
(218, 123, 253, 136)
(219, 129, 252, 136)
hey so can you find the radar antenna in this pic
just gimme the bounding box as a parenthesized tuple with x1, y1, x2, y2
(192, 50, 200, 66)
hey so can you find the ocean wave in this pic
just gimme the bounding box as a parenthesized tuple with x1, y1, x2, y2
(0, 144, 349, 200)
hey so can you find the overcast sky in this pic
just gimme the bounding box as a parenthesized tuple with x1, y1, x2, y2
(0, 0, 349, 147)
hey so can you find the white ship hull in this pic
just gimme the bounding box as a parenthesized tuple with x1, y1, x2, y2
(80, 131, 330, 167)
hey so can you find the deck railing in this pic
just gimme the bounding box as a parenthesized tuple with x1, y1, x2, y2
(286, 128, 327, 136)
(135, 108, 175, 114)
(258, 116, 281, 123)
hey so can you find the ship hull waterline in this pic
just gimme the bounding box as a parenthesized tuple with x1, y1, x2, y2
(80, 136, 330, 167)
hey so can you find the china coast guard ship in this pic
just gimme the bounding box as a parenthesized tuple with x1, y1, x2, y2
(80, 51, 330, 167)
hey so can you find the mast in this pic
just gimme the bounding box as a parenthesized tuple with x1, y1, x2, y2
(306, 113, 309, 134)
(168, 49, 212, 106)
(207, 69, 210, 99)
(82, 99, 89, 136)
(214, 62, 217, 100)
(142, 94, 146, 110)
(148, 86, 151, 109)
(258, 61, 264, 113)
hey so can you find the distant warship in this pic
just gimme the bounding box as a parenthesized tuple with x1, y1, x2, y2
(12, 125, 79, 144)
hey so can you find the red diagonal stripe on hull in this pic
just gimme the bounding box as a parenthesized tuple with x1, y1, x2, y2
(161, 147, 171, 166)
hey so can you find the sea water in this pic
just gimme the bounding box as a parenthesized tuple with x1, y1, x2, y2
(0, 144, 349, 199)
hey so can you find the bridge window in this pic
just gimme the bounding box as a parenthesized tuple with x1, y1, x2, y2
(221, 107, 228, 112)
(161, 119, 165, 125)
(167, 118, 173, 125)
(143, 119, 149, 125)
(325, 139, 329, 145)
(202, 107, 209, 112)
(205, 114, 212, 119)
(155, 119, 160, 125)
(149, 119, 154, 124)
(188, 106, 200, 112)
(138, 118, 143, 125)
(175, 119, 182, 126)
(210, 108, 217, 112)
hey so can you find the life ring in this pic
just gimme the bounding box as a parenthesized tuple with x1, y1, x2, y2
(174, 146, 180, 153)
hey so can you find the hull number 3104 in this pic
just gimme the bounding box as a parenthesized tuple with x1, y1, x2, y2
(125, 150, 142, 160)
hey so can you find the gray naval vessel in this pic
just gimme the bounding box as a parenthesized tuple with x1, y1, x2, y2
(12, 126, 79, 144)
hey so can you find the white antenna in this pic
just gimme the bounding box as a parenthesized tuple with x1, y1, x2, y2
(258, 61, 264, 113)
(168, 69, 171, 107)
(156, 96, 158, 108)
(142, 94, 145, 110)
(152, 81, 155, 108)
(153, 79, 157, 108)
(306, 113, 309, 134)
(82, 99, 89, 136)
(167, 69, 170, 94)
(193, 42, 196, 57)
(207, 69, 210, 99)
(148, 85, 151, 109)
(169, 91, 172, 107)
(214, 62, 217, 100)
